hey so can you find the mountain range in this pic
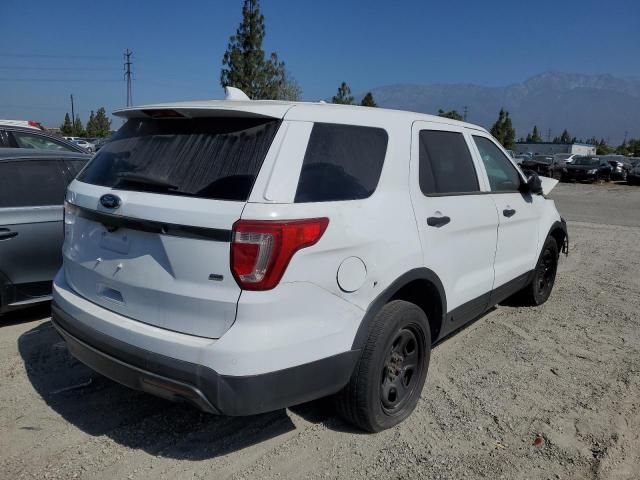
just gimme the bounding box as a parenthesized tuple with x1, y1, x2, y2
(365, 72, 640, 145)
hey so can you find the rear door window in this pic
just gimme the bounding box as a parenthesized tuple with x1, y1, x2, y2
(0, 160, 68, 207)
(77, 117, 280, 201)
(418, 130, 479, 195)
(11, 131, 77, 152)
(295, 123, 388, 202)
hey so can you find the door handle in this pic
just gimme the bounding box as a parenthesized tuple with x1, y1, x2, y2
(0, 228, 18, 240)
(427, 216, 451, 228)
(503, 208, 516, 218)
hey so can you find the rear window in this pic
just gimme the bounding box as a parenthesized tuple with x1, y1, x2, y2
(418, 130, 479, 195)
(295, 123, 388, 203)
(77, 117, 280, 201)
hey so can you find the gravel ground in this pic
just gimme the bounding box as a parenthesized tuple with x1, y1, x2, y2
(1, 182, 639, 479)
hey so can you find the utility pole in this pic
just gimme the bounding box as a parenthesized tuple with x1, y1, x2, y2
(623, 131, 628, 145)
(124, 49, 133, 107)
(463, 105, 468, 121)
(70, 94, 76, 134)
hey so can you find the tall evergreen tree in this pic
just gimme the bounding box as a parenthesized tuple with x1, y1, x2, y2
(85, 110, 97, 137)
(93, 107, 112, 137)
(437, 109, 463, 121)
(332, 82, 354, 105)
(361, 92, 377, 107)
(526, 125, 543, 143)
(490, 109, 516, 149)
(277, 72, 302, 101)
(559, 129, 572, 144)
(73, 114, 85, 137)
(220, 0, 287, 99)
(60, 113, 73, 135)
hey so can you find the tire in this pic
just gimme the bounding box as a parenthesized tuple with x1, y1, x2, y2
(335, 300, 431, 432)
(511, 237, 559, 306)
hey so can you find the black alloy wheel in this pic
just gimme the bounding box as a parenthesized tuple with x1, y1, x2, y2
(380, 326, 425, 413)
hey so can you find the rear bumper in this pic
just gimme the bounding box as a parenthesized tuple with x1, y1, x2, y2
(52, 301, 359, 415)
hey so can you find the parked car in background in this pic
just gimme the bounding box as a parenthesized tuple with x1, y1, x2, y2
(599, 155, 632, 181)
(554, 153, 579, 165)
(627, 162, 640, 185)
(562, 156, 612, 183)
(513, 154, 528, 165)
(0, 119, 44, 131)
(0, 121, 85, 153)
(0, 149, 91, 314)
(71, 139, 95, 153)
(51, 91, 567, 432)
(521, 155, 563, 179)
(93, 136, 112, 152)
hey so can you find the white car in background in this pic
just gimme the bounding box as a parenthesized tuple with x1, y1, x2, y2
(71, 139, 95, 153)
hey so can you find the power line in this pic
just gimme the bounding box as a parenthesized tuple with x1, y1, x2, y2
(0, 78, 122, 82)
(0, 53, 119, 60)
(0, 66, 115, 71)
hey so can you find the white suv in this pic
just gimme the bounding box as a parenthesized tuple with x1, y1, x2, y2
(52, 89, 568, 432)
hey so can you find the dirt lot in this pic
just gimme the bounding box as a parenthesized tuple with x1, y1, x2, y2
(1, 182, 639, 479)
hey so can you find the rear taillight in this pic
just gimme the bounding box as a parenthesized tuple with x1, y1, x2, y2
(63, 201, 77, 238)
(231, 218, 329, 291)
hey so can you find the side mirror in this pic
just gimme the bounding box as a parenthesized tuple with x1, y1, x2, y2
(521, 172, 543, 195)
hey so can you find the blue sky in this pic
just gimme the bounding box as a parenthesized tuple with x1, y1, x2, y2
(1, 0, 638, 127)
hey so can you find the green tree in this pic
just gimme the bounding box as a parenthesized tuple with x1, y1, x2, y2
(85, 110, 97, 137)
(361, 92, 377, 107)
(437, 109, 463, 121)
(490, 109, 516, 149)
(596, 138, 614, 155)
(332, 82, 354, 105)
(220, 0, 287, 100)
(277, 73, 302, 101)
(93, 107, 112, 137)
(525, 125, 543, 143)
(60, 113, 73, 135)
(551, 129, 572, 144)
(73, 114, 85, 137)
(627, 138, 640, 157)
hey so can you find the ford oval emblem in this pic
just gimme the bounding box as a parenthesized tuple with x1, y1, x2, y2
(100, 194, 121, 209)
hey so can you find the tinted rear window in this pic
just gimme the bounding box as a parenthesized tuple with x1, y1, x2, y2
(77, 117, 279, 201)
(0, 160, 67, 207)
(419, 130, 479, 195)
(295, 123, 388, 202)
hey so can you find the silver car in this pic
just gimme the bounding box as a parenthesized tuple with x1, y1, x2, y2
(0, 148, 90, 313)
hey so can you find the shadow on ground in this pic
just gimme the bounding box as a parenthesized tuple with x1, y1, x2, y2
(1, 303, 51, 327)
(17, 321, 316, 460)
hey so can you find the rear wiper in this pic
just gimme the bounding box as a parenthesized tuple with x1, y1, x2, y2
(116, 172, 178, 190)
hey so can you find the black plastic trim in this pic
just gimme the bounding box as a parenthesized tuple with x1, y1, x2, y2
(51, 302, 359, 416)
(351, 268, 447, 349)
(488, 271, 534, 307)
(73, 205, 232, 242)
(441, 292, 491, 338)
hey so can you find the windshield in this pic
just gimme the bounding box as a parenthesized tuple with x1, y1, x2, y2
(573, 157, 600, 166)
(77, 116, 280, 201)
(554, 154, 571, 160)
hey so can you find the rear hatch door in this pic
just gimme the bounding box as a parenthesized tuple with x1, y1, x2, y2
(64, 112, 281, 338)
